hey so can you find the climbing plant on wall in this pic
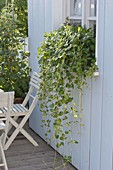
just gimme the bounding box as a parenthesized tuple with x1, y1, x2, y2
(38, 24, 97, 164)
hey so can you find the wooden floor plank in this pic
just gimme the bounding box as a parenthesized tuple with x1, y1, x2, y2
(3, 122, 77, 170)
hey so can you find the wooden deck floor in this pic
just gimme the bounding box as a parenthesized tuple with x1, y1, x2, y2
(4, 123, 77, 170)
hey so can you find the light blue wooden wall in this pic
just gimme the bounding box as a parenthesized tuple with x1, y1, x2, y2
(28, 0, 113, 170)
(28, 0, 52, 139)
(100, 0, 113, 169)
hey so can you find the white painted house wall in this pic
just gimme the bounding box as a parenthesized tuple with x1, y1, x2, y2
(28, 0, 113, 170)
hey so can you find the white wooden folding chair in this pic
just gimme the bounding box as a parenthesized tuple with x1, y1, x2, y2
(0, 91, 14, 170)
(4, 72, 40, 150)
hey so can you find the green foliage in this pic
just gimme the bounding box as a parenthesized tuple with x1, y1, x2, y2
(38, 24, 97, 152)
(0, 3, 30, 98)
(0, 0, 28, 36)
(0, 0, 5, 11)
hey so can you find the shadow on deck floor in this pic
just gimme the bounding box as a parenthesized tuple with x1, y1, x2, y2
(4, 123, 77, 170)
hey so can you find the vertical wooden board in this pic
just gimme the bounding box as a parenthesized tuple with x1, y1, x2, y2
(100, 1, 113, 169)
(45, 0, 52, 32)
(28, 0, 36, 70)
(89, 0, 105, 169)
(28, 0, 48, 139)
(29, 0, 46, 138)
(62, 0, 68, 23)
(100, 87, 113, 170)
(89, 78, 102, 170)
(28, 0, 39, 72)
(79, 80, 92, 170)
(69, 86, 80, 169)
(52, 0, 63, 30)
(71, 124, 80, 170)
(28, 0, 52, 72)
(37, 0, 45, 44)
(29, 104, 46, 138)
(100, 75, 113, 170)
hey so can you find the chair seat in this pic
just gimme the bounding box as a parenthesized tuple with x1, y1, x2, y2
(0, 104, 28, 117)
(12, 104, 28, 116)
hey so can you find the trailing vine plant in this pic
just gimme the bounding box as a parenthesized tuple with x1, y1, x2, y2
(38, 24, 97, 165)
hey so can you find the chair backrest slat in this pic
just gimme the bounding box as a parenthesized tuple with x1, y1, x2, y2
(30, 78, 40, 86)
(0, 92, 14, 108)
(22, 72, 41, 106)
(0, 93, 9, 108)
(29, 82, 40, 90)
(29, 72, 41, 90)
(29, 94, 35, 99)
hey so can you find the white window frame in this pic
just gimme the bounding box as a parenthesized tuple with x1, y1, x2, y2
(62, 0, 99, 75)
(67, 0, 97, 27)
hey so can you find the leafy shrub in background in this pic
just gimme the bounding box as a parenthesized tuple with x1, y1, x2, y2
(0, 0, 28, 37)
(0, 3, 29, 98)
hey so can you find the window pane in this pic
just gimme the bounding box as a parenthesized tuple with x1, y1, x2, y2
(89, 21, 96, 35)
(90, 0, 97, 16)
(71, 0, 82, 16)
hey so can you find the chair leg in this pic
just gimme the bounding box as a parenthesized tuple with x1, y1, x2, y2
(4, 116, 38, 150)
(10, 117, 38, 145)
(8, 116, 18, 132)
(0, 140, 8, 170)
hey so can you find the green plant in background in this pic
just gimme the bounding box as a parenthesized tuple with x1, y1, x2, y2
(10, 0, 28, 37)
(0, 0, 6, 11)
(0, 0, 28, 37)
(0, 3, 30, 98)
(38, 24, 97, 163)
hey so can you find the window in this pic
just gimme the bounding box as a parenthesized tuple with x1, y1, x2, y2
(67, 0, 97, 29)
(65, 0, 99, 73)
